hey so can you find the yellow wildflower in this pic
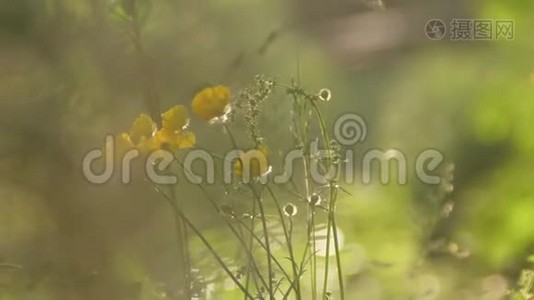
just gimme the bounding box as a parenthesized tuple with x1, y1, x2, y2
(154, 128, 196, 153)
(154, 105, 196, 152)
(192, 85, 231, 122)
(119, 113, 159, 154)
(161, 104, 189, 131)
(234, 146, 270, 180)
(119, 106, 196, 155)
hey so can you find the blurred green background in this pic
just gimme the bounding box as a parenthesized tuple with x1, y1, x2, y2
(1, 0, 533, 299)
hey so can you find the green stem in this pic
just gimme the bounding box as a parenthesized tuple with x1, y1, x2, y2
(169, 185, 192, 299)
(308, 100, 345, 300)
(172, 158, 270, 291)
(330, 189, 345, 300)
(224, 123, 239, 149)
(224, 123, 275, 299)
(293, 87, 317, 300)
(154, 186, 254, 299)
(266, 185, 301, 299)
(249, 183, 275, 299)
(235, 216, 293, 285)
(244, 198, 259, 298)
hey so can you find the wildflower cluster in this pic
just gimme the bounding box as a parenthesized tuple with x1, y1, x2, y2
(110, 73, 345, 299)
(117, 85, 233, 155)
(117, 107, 195, 155)
(104, 4, 347, 298)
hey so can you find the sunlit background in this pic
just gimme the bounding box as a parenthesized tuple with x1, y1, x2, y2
(1, 0, 534, 299)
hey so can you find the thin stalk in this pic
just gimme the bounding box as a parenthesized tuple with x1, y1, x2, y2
(235, 217, 293, 284)
(244, 198, 259, 298)
(172, 158, 270, 291)
(223, 123, 239, 150)
(266, 185, 301, 299)
(277, 82, 344, 298)
(322, 190, 334, 298)
(311, 204, 317, 299)
(292, 88, 316, 300)
(224, 123, 275, 299)
(308, 100, 345, 300)
(169, 185, 192, 299)
(249, 183, 275, 299)
(222, 123, 263, 298)
(154, 186, 254, 299)
(236, 222, 252, 300)
(330, 188, 344, 300)
(235, 215, 261, 299)
(283, 241, 316, 300)
(246, 109, 300, 298)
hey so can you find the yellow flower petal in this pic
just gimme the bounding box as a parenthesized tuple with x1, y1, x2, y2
(115, 133, 134, 155)
(154, 129, 196, 152)
(177, 131, 196, 149)
(137, 136, 161, 154)
(192, 85, 231, 122)
(161, 105, 189, 131)
(130, 113, 156, 145)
